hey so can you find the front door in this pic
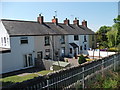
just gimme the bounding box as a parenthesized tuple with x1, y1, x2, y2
(74, 48, 77, 59)
(37, 51, 43, 60)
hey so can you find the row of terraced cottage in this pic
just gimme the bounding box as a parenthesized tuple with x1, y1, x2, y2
(0, 14, 96, 74)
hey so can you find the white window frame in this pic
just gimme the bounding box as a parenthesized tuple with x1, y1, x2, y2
(24, 54, 33, 68)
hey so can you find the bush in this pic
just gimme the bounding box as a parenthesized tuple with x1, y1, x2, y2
(78, 55, 86, 64)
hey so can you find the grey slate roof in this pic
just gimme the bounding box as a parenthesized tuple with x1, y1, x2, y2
(2, 19, 95, 36)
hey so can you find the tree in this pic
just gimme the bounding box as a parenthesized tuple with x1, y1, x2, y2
(96, 26, 112, 48)
(113, 15, 120, 45)
(78, 55, 86, 64)
(107, 30, 117, 47)
(96, 15, 120, 48)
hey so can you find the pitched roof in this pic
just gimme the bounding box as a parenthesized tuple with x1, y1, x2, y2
(2, 19, 95, 36)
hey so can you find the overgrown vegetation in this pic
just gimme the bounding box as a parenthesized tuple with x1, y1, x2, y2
(86, 69, 120, 88)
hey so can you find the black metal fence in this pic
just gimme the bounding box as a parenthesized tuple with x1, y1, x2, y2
(3, 53, 120, 90)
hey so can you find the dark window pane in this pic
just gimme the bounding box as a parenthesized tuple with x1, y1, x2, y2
(84, 44, 87, 50)
(80, 46, 82, 50)
(45, 36, 50, 45)
(24, 55, 28, 67)
(84, 35, 87, 42)
(4, 37, 6, 43)
(74, 35, 79, 40)
(20, 37, 28, 44)
(61, 35, 65, 44)
(29, 54, 33, 66)
(70, 48, 72, 54)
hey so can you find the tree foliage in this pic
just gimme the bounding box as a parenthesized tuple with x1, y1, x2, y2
(96, 26, 111, 48)
(107, 29, 117, 47)
(96, 15, 120, 48)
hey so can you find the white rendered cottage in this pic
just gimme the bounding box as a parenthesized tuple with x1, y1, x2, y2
(0, 15, 96, 74)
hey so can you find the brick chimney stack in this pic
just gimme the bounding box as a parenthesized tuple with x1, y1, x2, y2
(37, 14, 44, 24)
(52, 16, 58, 25)
(82, 20, 87, 27)
(73, 18, 79, 26)
(64, 18, 70, 25)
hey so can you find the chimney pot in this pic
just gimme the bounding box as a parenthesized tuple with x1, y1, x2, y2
(73, 18, 79, 25)
(37, 14, 44, 24)
(82, 20, 87, 27)
(52, 16, 58, 25)
(39, 14, 41, 16)
(64, 18, 70, 25)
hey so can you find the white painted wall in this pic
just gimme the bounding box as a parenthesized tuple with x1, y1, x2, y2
(0, 21, 10, 48)
(1, 36, 35, 74)
(88, 50, 115, 58)
(68, 35, 89, 56)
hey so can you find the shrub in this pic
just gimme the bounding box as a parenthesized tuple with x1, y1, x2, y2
(78, 55, 86, 64)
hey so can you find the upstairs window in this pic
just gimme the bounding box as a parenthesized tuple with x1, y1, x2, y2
(45, 36, 50, 46)
(74, 35, 79, 40)
(4, 37, 6, 43)
(84, 35, 87, 42)
(1, 37, 3, 46)
(61, 35, 65, 44)
(20, 37, 28, 44)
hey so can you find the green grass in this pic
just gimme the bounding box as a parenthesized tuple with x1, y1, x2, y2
(0, 73, 39, 87)
(0, 70, 53, 87)
(37, 70, 53, 75)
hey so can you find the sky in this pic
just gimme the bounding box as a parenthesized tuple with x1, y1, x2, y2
(1, 1, 119, 32)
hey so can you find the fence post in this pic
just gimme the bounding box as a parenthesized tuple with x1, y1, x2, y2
(47, 80, 49, 90)
(101, 59, 104, 77)
(113, 55, 116, 71)
(82, 67, 85, 89)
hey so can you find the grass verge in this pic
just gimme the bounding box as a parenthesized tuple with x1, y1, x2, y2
(0, 70, 53, 87)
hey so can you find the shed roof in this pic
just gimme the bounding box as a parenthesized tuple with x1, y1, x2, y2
(52, 61, 70, 67)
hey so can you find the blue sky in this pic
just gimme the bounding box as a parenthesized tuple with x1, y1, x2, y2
(1, 2, 118, 32)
